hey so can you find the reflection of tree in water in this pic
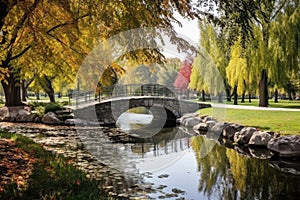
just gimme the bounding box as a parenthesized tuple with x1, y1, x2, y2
(191, 136, 236, 199)
(191, 135, 300, 199)
(226, 148, 300, 199)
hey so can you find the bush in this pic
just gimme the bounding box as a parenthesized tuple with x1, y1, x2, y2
(28, 101, 48, 108)
(35, 106, 45, 118)
(44, 102, 63, 114)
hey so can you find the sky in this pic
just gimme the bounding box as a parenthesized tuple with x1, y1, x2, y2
(162, 13, 200, 59)
(173, 13, 200, 45)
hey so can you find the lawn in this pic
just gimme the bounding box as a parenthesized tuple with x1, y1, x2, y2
(224, 99, 300, 109)
(200, 108, 300, 135)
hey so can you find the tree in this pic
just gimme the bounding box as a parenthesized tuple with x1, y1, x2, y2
(156, 58, 181, 87)
(189, 19, 229, 103)
(173, 57, 193, 98)
(0, 0, 204, 106)
(226, 37, 247, 105)
(0, 0, 81, 106)
(202, 0, 299, 106)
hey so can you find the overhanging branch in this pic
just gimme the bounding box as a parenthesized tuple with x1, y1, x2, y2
(10, 44, 33, 60)
(46, 14, 88, 34)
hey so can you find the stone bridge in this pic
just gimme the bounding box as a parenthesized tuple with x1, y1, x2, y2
(74, 96, 211, 127)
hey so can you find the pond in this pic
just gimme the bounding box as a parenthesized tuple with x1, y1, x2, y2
(101, 112, 300, 199)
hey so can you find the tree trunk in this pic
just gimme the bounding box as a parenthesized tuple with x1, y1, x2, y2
(201, 90, 205, 102)
(288, 91, 293, 100)
(274, 89, 278, 103)
(21, 81, 27, 102)
(233, 85, 238, 105)
(241, 91, 245, 103)
(40, 75, 55, 102)
(186, 89, 190, 100)
(46, 83, 55, 102)
(21, 79, 33, 102)
(248, 94, 252, 103)
(287, 84, 293, 100)
(217, 92, 223, 103)
(1, 73, 23, 106)
(35, 91, 40, 100)
(226, 87, 231, 101)
(0, 1, 9, 31)
(259, 69, 268, 107)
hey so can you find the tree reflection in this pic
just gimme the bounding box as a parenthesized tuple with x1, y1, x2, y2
(191, 136, 237, 199)
(191, 135, 300, 199)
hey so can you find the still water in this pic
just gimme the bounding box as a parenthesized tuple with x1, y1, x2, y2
(112, 113, 300, 199)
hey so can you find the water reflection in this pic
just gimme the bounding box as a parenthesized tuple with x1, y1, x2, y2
(191, 136, 300, 199)
(127, 130, 300, 199)
(100, 113, 300, 199)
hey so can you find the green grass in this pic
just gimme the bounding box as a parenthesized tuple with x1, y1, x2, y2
(200, 108, 300, 135)
(0, 132, 112, 200)
(223, 99, 300, 109)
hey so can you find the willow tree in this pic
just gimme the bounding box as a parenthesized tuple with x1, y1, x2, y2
(268, 0, 300, 101)
(189, 19, 229, 103)
(241, 0, 300, 105)
(248, 0, 300, 106)
(226, 37, 248, 105)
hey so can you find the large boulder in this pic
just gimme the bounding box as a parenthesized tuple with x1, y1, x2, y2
(267, 135, 300, 158)
(234, 127, 257, 144)
(42, 112, 63, 125)
(210, 122, 229, 135)
(0, 106, 35, 122)
(193, 122, 208, 131)
(202, 116, 216, 123)
(183, 117, 202, 127)
(193, 120, 216, 132)
(249, 131, 272, 146)
(16, 110, 38, 122)
(223, 123, 244, 139)
(177, 113, 200, 125)
(0, 106, 18, 121)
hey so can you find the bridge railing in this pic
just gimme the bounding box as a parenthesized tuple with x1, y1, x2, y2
(70, 84, 182, 107)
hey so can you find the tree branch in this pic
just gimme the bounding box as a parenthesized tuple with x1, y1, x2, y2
(7, 0, 40, 50)
(24, 77, 34, 89)
(10, 44, 33, 60)
(271, 0, 287, 21)
(46, 14, 88, 34)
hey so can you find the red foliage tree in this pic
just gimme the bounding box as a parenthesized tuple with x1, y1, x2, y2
(173, 57, 193, 90)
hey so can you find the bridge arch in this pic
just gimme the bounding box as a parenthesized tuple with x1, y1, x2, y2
(105, 97, 181, 128)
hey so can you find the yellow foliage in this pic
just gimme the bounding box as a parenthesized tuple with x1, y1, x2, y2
(226, 37, 247, 95)
(226, 148, 248, 192)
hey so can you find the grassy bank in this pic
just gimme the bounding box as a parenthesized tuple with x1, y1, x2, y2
(0, 132, 111, 200)
(200, 108, 300, 135)
(223, 99, 300, 109)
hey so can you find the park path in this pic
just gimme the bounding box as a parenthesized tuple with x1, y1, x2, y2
(210, 103, 300, 112)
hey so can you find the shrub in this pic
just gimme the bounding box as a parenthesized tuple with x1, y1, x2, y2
(35, 106, 45, 118)
(44, 102, 63, 114)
